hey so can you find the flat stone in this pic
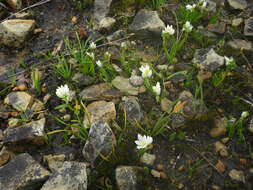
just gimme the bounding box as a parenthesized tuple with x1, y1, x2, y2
(244, 17, 253, 36)
(227, 39, 252, 51)
(83, 101, 116, 126)
(5, 0, 22, 9)
(0, 153, 50, 190)
(0, 19, 35, 47)
(130, 9, 165, 38)
(193, 48, 225, 72)
(3, 118, 46, 146)
(82, 121, 116, 165)
(112, 76, 141, 96)
(72, 73, 94, 87)
(41, 161, 87, 190)
(43, 154, 65, 172)
(97, 17, 116, 30)
(228, 0, 247, 10)
(4, 91, 32, 111)
(229, 169, 245, 183)
(116, 166, 151, 190)
(79, 83, 122, 101)
(207, 22, 226, 34)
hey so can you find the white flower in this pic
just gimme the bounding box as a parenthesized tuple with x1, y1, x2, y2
(121, 42, 127, 48)
(89, 42, 96, 49)
(152, 82, 161, 96)
(241, 111, 249, 119)
(199, 0, 207, 8)
(86, 52, 95, 60)
(186, 4, 196, 11)
(135, 134, 153, 149)
(139, 65, 152, 78)
(96, 60, 103, 67)
(56, 84, 70, 102)
(224, 56, 234, 66)
(183, 21, 193, 32)
(162, 25, 175, 35)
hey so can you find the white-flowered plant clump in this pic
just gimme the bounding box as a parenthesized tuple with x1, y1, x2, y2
(199, 0, 207, 8)
(135, 134, 153, 149)
(56, 84, 71, 102)
(224, 56, 234, 66)
(162, 25, 175, 36)
(186, 3, 196, 11)
(183, 21, 193, 32)
(140, 65, 152, 78)
(152, 82, 161, 96)
(96, 60, 103, 67)
(86, 52, 95, 60)
(89, 42, 96, 49)
(241, 111, 249, 119)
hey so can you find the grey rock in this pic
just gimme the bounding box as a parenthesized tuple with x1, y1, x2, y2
(5, 0, 22, 9)
(227, 0, 247, 10)
(3, 118, 46, 145)
(160, 98, 173, 112)
(0, 153, 50, 190)
(227, 39, 252, 51)
(206, 0, 217, 12)
(129, 75, 144, 86)
(82, 121, 116, 165)
(130, 9, 165, 38)
(107, 30, 125, 42)
(79, 83, 122, 101)
(0, 19, 35, 47)
(43, 154, 65, 172)
(193, 48, 225, 72)
(244, 17, 253, 36)
(116, 166, 151, 190)
(119, 96, 143, 122)
(140, 153, 156, 166)
(83, 101, 116, 127)
(112, 76, 142, 95)
(4, 91, 32, 111)
(170, 113, 187, 128)
(232, 18, 243, 27)
(96, 17, 116, 30)
(214, 141, 229, 157)
(41, 161, 87, 190)
(94, 0, 112, 22)
(229, 169, 245, 183)
(72, 73, 94, 87)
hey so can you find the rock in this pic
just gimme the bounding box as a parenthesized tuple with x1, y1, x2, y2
(112, 76, 143, 96)
(129, 75, 144, 87)
(0, 153, 50, 190)
(3, 118, 46, 146)
(72, 73, 94, 87)
(31, 99, 44, 112)
(94, 0, 112, 22)
(227, 39, 252, 51)
(140, 153, 156, 166)
(41, 161, 87, 190)
(170, 113, 187, 128)
(82, 121, 116, 165)
(0, 19, 35, 47)
(119, 97, 143, 122)
(151, 169, 161, 178)
(43, 154, 65, 172)
(193, 48, 225, 72)
(206, 0, 217, 12)
(161, 98, 173, 112)
(4, 91, 32, 111)
(214, 141, 229, 157)
(97, 17, 116, 30)
(79, 83, 122, 101)
(5, 0, 22, 9)
(232, 18, 243, 27)
(130, 9, 165, 38)
(207, 22, 226, 34)
(0, 146, 15, 166)
(244, 17, 253, 36)
(227, 0, 247, 10)
(209, 117, 227, 138)
(8, 118, 19, 128)
(228, 169, 245, 183)
(83, 101, 116, 127)
(107, 30, 126, 42)
(116, 166, 151, 190)
(248, 117, 253, 133)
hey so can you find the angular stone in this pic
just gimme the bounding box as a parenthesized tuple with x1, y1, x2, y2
(5, 0, 22, 9)
(229, 169, 245, 183)
(43, 154, 65, 172)
(214, 141, 229, 157)
(244, 17, 253, 36)
(79, 83, 122, 101)
(0, 146, 15, 166)
(140, 153, 156, 166)
(207, 22, 226, 34)
(130, 9, 165, 38)
(116, 166, 151, 190)
(94, 0, 112, 22)
(72, 73, 94, 87)
(232, 18, 243, 27)
(82, 121, 116, 165)
(209, 117, 227, 138)
(193, 48, 225, 72)
(0, 19, 35, 47)
(83, 101, 116, 126)
(4, 91, 32, 111)
(3, 118, 46, 145)
(227, 39, 252, 51)
(41, 161, 87, 190)
(0, 153, 50, 190)
(112, 76, 141, 96)
(228, 0, 247, 10)
(119, 96, 143, 122)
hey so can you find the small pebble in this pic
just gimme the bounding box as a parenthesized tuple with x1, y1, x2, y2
(151, 169, 160, 178)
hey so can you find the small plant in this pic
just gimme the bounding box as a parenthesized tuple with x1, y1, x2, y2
(149, 0, 167, 10)
(31, 67, 41, 94)
(54, 55, 73, 80)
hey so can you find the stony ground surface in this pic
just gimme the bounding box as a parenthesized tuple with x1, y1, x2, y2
(1, 0, 253, 190)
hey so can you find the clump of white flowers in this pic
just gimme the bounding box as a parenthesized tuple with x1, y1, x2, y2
(186, 4, 196, 11)
(152, 82, 161, 96)
(140, 65, 152, 78)
(241, 111, 249, 119)
(183, 21, 193, 32)
(86, 52, 95, 60)
(56, 84, 70, 102)
(89, 42, 96, 49)
(96, 60, 103, 67)
(199, 0, 207, 8)
(224, 56, 234, 66)
(135, 134, 153, 149)
(162, 25, 175, 36)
